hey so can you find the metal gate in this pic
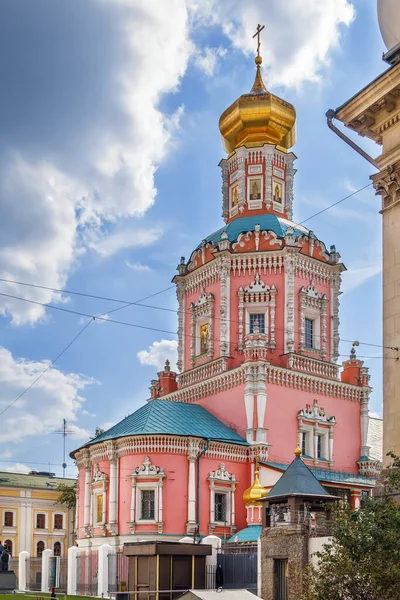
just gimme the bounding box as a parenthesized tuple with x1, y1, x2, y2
(274, 559, 288, 600)
(108, 549, 129, 594)
(217, 544, 258, 592)
(57, 557, 68, 593)
(76, 550, 98, 596)
(27, 557, 42, 591)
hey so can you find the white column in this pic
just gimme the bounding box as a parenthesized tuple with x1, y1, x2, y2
(360, 398, 370, 456)
(18, 551, 30, 591)
(109, 459, 118, 524)
(314, 428, 318, 461)
(231, 488, 235, 526)
(41, 548, 53, 593)
(130, 481, 136, 523)
(98, 544, 112, 598)
(19, 498, 27, 553)
(201, 535, 221, 571)
(187, 459, 196, 524)
(84, 467, 92, 527)
(329, 429, 334, 463)
(67, 546, 80, 596)
(25, 496, 32, 553)
(158, 483, 163, 523)
(257, 391, 267, 429)
(210, 486, 215, 523)
(257, 537, 262, 598)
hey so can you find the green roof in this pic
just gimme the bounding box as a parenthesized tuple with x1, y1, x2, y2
(264, 461, 376, 487)
(227, 525, 262, 543)
(266, 456, 335, 500)
(0, 472, 76, 490)
(196, 215, 310, 250)
(72, 399, 247, 455)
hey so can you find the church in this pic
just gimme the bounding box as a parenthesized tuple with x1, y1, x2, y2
(71, 38, 381, 548)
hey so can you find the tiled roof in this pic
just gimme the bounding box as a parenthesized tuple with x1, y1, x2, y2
(227, 525, 262, 543)
(0, 472, 76, 490)
(197, 215, 310, 250)
(72, 399, 247, 455)
(367, 416, 383, 462)
(263, 461, 376, 487)
(266, 455, 333, 500)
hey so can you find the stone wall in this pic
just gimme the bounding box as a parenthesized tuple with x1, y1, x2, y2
(261, 525, 308, 600)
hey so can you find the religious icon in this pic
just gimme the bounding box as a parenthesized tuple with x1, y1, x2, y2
(273, 182, 282, 204)
(231, 185, 239, 207)
(96, 494, 103, 523)
(200, 322, 210, 354)
(250, 179, 261, 200)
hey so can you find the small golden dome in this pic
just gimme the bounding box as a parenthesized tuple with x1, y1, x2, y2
(294, 447, 302, 457)
(243, 469, 268, 505)
(219, 57, 296, 155)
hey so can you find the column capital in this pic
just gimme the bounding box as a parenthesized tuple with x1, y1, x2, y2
(372, 161, 400, 213)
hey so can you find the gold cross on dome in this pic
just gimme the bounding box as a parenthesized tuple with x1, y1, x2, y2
(253, 24, 265, 58)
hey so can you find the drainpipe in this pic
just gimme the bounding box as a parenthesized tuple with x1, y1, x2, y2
(326, 109, 378, 168)
(196, 438, 211, 542)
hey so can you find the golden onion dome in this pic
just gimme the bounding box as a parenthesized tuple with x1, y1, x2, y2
(219, 56, 296, 155)
(243, 468, 268, 505)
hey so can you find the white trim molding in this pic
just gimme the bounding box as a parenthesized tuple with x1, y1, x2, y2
(299, 282, 328, 359)
(298, 399, 336, 466)
(129, 456, 165, 534)
(208, 463, 237, 535)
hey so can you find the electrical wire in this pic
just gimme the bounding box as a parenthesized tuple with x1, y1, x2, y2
(298, 183, 374, 225)
(0, 279, 393, 351)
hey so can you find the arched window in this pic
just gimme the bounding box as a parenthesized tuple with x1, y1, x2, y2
(36, 513, 46, 529)
(53, 542, 61, 557)
(36, 541, 45, 557)
(4, 540, 12, 555)
(4, 512, 13, 527)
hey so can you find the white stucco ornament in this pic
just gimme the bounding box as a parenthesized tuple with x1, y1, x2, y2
(378, 0, 400, 50)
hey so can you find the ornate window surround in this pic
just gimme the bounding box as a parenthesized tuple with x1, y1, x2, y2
(208, 463, 237, 534)
(129, 456, 165, 534)
(299, 282, 328, 358)
(298, 399, 336, 466)
(190, 292, 215, 365)
(90, 465, 108, 527)
(238, 274, 276, 350)
(247, 174, 264, 210)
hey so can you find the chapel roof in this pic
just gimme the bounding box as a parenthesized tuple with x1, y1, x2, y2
(71, 399, 247, 456)
(264, 452, 337, 501)
(196, 214, 310, 250)
(227, 524, 262, 543)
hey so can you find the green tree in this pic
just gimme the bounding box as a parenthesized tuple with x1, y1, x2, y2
(302, 454, 400, 600)
(56, 481, 77, 510)
(90, 426, 105, 439)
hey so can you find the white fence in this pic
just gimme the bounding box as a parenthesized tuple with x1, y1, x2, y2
(13, 535, 223, 598)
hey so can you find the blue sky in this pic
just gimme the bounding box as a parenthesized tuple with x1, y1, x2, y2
(0, 0, 387, 477)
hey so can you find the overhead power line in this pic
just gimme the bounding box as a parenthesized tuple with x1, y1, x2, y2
(298, 182, 373, 225)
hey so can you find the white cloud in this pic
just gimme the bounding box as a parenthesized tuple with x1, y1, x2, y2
(137, 339, 178, 371)
(193, 46, 227, 76)
(89, 226, 163, 257)
(125, 261, 151, 272)
(188, 0, 355, 87)
(0, 346, 95, 443)
(341, 262, 382, 294)
(0, 463, 31, 474)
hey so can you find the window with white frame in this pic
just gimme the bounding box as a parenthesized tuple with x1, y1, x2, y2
(140, 489, 155, 520)
(299, 283, 327, 357)
(214, 492, 227, 523)
(249, 313, 265, 334)
(90, 464, 108, 527)
(130, 456, 165, 533)
(208, 463, 237, 534)
(4, 511, 14, 528)
(190, 292, 214, 364)
(298, 400, 336, 465)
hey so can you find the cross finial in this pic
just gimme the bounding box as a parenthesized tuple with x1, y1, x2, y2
(252, 24, 265, 59)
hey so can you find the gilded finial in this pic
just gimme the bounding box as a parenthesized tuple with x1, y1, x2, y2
(251, 24, 267, 94)
(294, 429, 302, 456)
(294, 447, 302, 457)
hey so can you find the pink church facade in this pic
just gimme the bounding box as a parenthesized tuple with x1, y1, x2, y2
(72, 57, 381, 548)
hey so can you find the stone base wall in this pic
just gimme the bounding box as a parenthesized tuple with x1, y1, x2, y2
(261, 526, 308, 600)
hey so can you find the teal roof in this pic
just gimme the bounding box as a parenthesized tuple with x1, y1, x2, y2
(266, 456, 335, 500)
(227, 525, 262, 543)
(72, 400, 247, 455)
(264, 461, 376, 487)
(197, 215, 310, 249)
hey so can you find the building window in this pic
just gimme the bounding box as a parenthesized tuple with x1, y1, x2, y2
(317, 435, 322, 459)
(305, 318, 314, 348)
(54, 514, 63, 530)
(214, 493, 227, 523)
(54, 542, 61, 557)
(249, 313, 265, 334)
(36, 514, 46, 529)
(140, 490, 155, 520)
(36, 541, 45, 557)
(199, 322, 210, 355)
(4, 540, 12, 556)
(301, 432, 307, 457)
(4, 512, 13, 527)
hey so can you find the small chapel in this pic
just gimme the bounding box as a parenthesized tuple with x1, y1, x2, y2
(72, 35, 381, 548)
